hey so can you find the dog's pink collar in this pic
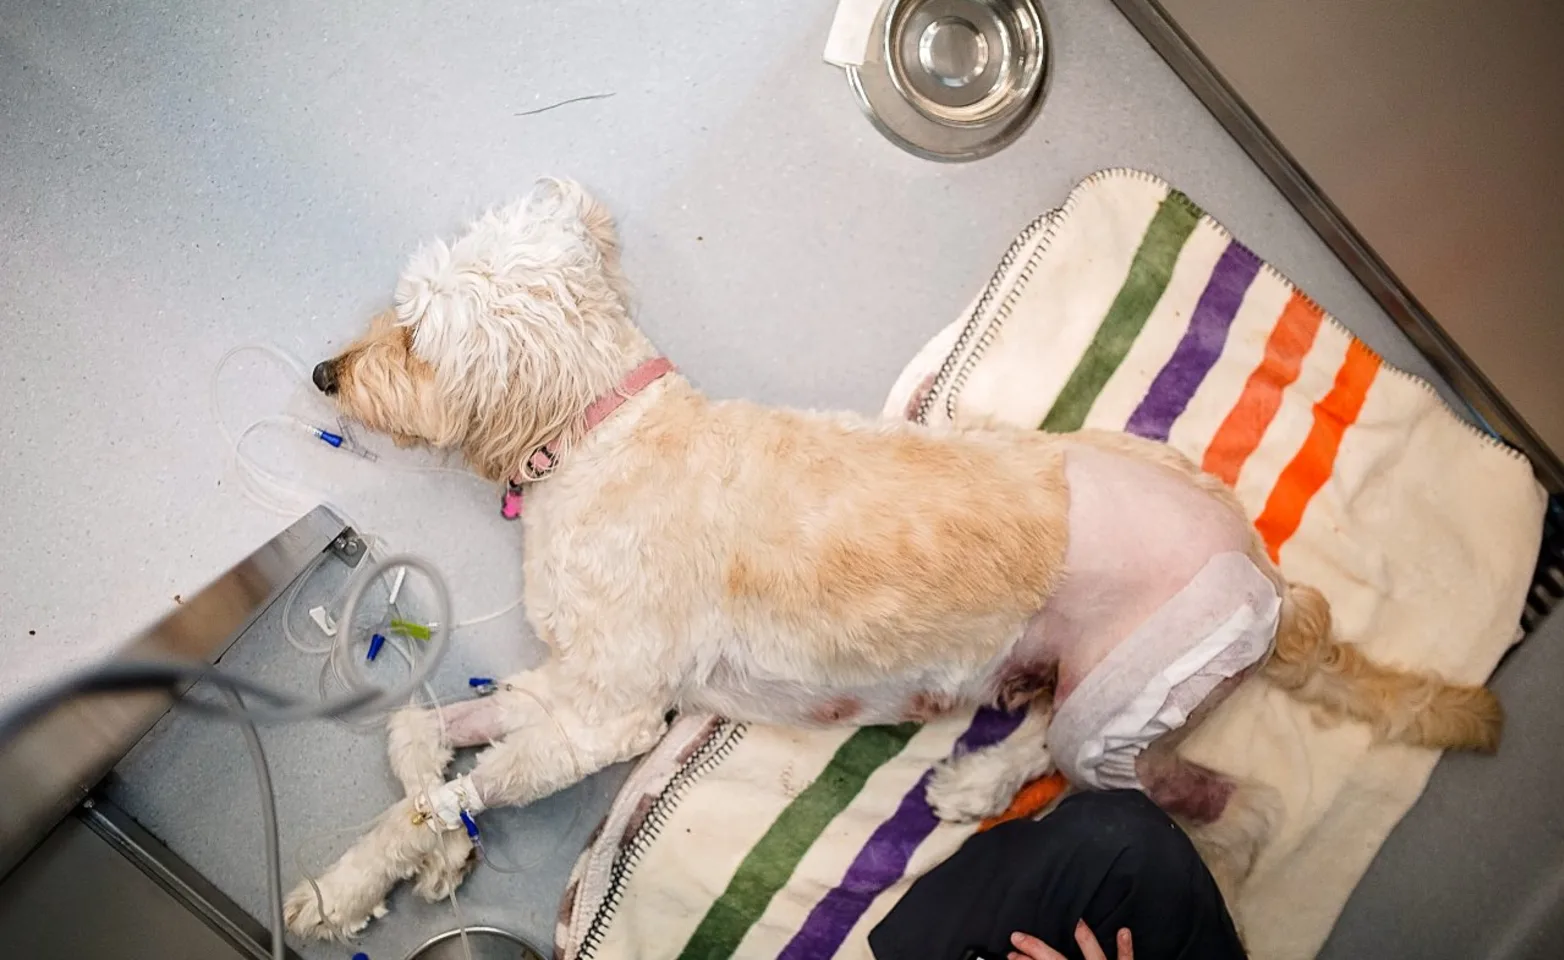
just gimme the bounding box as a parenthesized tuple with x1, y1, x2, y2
(500, 356, 675, 519)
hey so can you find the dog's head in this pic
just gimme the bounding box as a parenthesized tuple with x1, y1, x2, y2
(313, 179, 646, 480)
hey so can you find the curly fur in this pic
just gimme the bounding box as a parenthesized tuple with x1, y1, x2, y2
(286, 179, 1503, 940)
(328, 178, 653, 479)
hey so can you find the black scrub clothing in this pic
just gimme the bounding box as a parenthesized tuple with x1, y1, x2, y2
(869, 789, 1246, 960)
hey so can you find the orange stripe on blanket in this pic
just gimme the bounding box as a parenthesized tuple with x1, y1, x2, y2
(1253, 339, 1382, 560)
(978, 772, 1070, 832)
(1202, 292, 1324, 486)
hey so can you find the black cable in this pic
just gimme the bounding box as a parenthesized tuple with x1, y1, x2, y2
(0, 553, 453, 959)
(219, 685, 286, 960)
(0, 662, 313, 741)
(0, 554, 451, 739)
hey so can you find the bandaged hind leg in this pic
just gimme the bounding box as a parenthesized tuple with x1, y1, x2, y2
(930, 552, 1278, 824)
(1047, 552, 1280, 792)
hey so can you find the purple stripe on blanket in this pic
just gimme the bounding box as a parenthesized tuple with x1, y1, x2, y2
(775, 707, 1024, 960)
(1124, 241, 1262, 442)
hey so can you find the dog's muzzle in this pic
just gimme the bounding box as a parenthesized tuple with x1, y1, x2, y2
(312, 359, 339, 395)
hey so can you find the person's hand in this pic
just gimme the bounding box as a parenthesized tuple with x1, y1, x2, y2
(1009, 920, 1133, 960)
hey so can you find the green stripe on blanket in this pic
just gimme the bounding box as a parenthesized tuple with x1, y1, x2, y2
(675, 724, 920, 960)
(1040, 192, 1202, 432)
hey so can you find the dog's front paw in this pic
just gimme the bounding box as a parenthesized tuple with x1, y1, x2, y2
(411, 830, 476, 902)
(284, 876, 389, 941)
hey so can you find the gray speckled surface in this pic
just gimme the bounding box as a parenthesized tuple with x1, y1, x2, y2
(0, 0, 1457, 703)
(110, 553, 614, 960)
(1, 0, 1475, 956)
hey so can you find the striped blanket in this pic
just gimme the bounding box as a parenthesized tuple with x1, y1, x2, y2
(557, 170, 1545, 960)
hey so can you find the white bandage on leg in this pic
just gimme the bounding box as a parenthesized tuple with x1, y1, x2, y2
(421, 774, 486, 833)
(1049, 552, 1281, 790)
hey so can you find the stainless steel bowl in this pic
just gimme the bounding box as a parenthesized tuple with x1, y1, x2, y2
(847, 0, 1051, 161)
(402, 925, 547, 960)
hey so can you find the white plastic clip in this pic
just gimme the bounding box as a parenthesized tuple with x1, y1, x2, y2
(307, 606, 338, 637)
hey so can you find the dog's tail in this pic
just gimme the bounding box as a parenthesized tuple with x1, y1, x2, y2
(1262, 583, 1502, 752)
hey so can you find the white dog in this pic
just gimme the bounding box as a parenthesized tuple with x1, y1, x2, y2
(285, 179, 1500, 940)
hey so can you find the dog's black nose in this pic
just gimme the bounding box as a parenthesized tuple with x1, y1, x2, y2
(312, 360, 339, 395)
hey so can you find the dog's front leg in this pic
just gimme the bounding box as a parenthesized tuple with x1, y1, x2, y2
(284, 668, 668, 940)
(283, 795, 440, 940)
(385, 697, 514, 903)
(283, 703, 504, 938)
(456, 669, 670, 811)
(387, 695, 517, 795)
(406, 673, 663, 905)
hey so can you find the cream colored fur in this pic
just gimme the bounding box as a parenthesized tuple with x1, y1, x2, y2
(284, 180, 1501, 940)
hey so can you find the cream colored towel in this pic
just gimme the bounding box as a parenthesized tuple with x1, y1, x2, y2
(559, 169, 1545, 960)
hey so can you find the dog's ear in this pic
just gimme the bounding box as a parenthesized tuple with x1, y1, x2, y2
(393, 231, 509, 382)
(394, 179, 620, 363)
(393, 181, 605, 380)
(520, 177, 621, 262)
(390, 180, 638, 475)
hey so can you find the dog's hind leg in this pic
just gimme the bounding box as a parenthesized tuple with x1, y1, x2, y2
(927, 705, 1054, 823)
(1174, 776, 1279, 948)
(1139, 744, 1279, 921)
